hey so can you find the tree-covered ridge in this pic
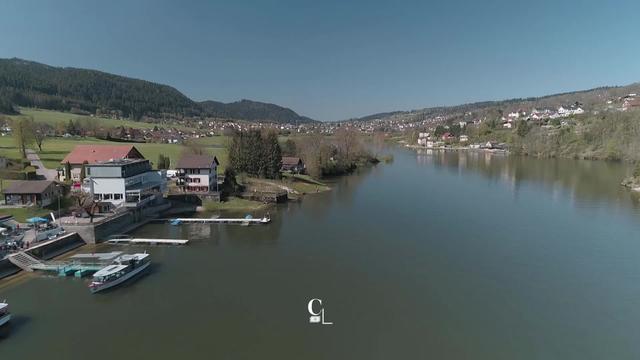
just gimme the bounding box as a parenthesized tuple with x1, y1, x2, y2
(199, 99, 315, 124)
(0, 58, 317, 123)
(0, 58, 198, 119)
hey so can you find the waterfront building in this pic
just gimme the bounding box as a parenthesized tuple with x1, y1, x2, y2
(175, 155, 219, 193)
(281, 157, 305, 174)
(82, 159, 166, 208)
(61, 145, 145, 182)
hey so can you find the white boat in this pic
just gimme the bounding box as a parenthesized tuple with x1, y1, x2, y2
(0, 301, 10, 327)
(88, 253, 150, 293)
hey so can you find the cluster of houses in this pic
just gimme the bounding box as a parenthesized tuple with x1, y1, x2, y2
(502, 103, 585, 128)
(3, 144, 220, 215)
(417, 132, 469, 148)
(3, 144, 307, 217)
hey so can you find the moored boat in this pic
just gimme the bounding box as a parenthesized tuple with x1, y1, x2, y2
(89, 253, 150, 293)
(0, 301, 10, 327)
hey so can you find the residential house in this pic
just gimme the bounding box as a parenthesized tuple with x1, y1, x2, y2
(459, 135, 469, 142)
(281, 157, 305, 173)
(61, 145, 145, 182)
(82, 159, 166, 208)
(441, 132, 455, 141)
(417, 132, 430, 146)
(4, 180, 65, 207)
(175, 155, 220, 193)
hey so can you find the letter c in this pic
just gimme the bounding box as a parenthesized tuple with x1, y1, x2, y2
(308, 298, 322, 316)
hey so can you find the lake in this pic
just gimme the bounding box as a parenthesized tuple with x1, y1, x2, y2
(2, 147, 640, 359)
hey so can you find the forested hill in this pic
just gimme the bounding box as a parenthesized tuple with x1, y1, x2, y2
(0, 58, 317, 123)
(199, 99, 315, 124)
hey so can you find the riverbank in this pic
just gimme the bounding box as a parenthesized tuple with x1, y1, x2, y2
(406, 144, 509, 154)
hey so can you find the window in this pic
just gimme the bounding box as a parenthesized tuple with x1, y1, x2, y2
(114, 194, 122, 200)
(104, 194, 113, 200)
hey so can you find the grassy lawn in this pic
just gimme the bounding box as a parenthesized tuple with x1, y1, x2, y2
(136, 142, 227, 171)
(8, 108, 196, 131)
(192, 135, 228, 147)
(203, 197, 266, 211)
(0, 136, 22, 161)
(0, 207, 51, 223)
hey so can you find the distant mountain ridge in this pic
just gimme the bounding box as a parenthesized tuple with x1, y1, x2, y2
(0, 58, 317, 124)
(346, 83, 640, 122)
(199, 99, 316, 124)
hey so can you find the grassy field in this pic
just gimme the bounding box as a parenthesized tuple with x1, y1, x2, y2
(7, 108, 196, 131)
(203, 197, 267, 212)
(0, 206, 52, 223)
(192, 135, 229, 147)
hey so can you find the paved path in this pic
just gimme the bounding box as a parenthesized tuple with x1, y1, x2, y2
(26, 149, 58, 180)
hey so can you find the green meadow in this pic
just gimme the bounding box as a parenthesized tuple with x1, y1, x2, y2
(7, 108, 196, 131)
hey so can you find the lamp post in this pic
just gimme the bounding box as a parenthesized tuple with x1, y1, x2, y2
(55, 184, 62, 224)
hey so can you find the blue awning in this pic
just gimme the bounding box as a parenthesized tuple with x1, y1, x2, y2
(26, 217, 49, 223)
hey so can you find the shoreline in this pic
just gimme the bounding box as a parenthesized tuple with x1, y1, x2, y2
(405, 144, 509, 154)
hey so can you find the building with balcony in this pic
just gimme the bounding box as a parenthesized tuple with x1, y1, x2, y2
(82, 159, 166, 208)
(175, 155, 219, 193)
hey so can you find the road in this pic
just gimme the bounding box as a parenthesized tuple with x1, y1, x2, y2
(26, 149, 58, 180)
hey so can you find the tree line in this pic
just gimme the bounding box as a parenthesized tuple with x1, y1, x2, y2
(227, 129, 282, 179)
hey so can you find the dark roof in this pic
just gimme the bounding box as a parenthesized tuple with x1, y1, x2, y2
(282, 157, 303, 166)
(176, 155, 219, 169)
(3, 180, 59, 194)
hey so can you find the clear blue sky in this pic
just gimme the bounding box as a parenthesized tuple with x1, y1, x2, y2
(1, 0, 639, 121)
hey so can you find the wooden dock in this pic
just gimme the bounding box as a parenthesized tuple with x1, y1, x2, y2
(107, 238, 189, 245)
(170, 217, 270, 225)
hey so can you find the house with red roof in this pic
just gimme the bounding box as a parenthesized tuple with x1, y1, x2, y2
(61, 145, 144, 182)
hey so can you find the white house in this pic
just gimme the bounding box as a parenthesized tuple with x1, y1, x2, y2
(83, 159, 167, 208)
(459, 135, 469, 142)
(175, 155, 219, 193)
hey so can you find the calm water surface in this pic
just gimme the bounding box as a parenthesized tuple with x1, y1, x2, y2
(2, 147, 640, 359)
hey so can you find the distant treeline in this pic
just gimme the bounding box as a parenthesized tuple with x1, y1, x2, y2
(0, 58, 317, 124)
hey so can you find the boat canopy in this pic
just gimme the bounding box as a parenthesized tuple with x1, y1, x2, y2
(26, 217, 49, 223)
(93, 264, 128, 278)
(117, 253, 149, 262)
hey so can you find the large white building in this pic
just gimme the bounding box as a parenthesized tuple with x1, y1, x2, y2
(82, 159, 166, 208)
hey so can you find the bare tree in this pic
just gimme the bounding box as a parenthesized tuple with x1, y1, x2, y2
(33, 123, 51, 152)
(71, 191, 99, 223)
(335, 126, 360, 163)
(12, 117, 35, 158)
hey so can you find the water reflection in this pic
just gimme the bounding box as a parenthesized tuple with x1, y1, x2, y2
(416, 149, 637, 210)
